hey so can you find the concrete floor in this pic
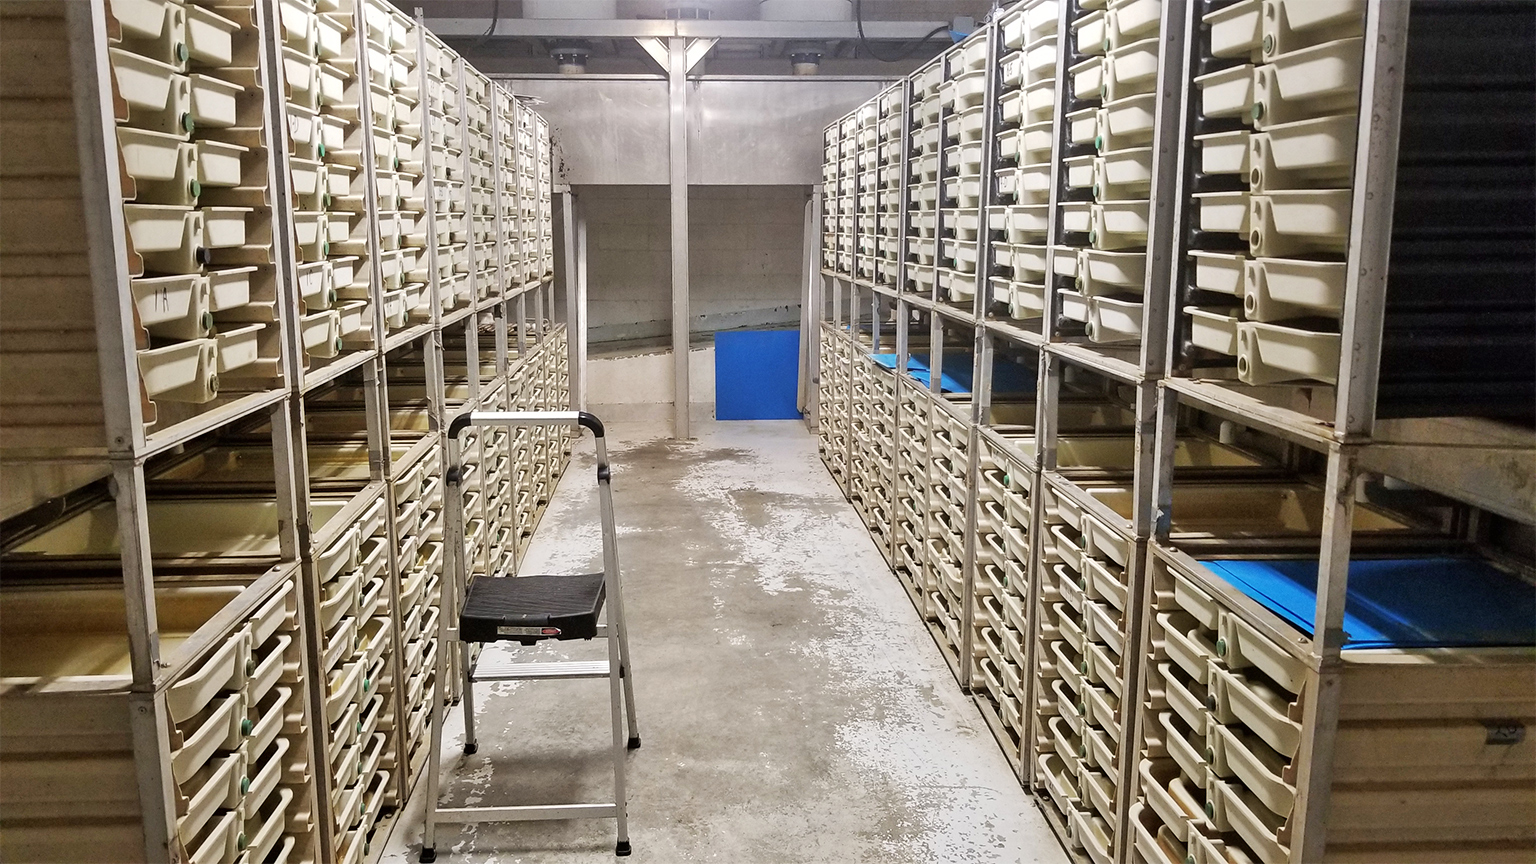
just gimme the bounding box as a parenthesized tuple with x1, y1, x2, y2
(382, 420, 1068, 864)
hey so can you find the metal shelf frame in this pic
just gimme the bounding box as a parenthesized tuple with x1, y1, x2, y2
(812, 3, 1536, 864)
(0, 2, 572, 862)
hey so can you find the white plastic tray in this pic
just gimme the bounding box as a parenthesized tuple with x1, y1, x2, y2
(1106, 37, 1159, 101)
(279, 0, 317, 54)
(188, 73, 243, 129)
(1074, 11, 1107, 56)
(1088, 296, 1142, 344)
(1022, 119, 1055, 155)
(1237, 320, 1340, 385)
(1060, 202, 1092, 234)
(301, 308, 342, 358)
(1066, 155, 1095, 190)
(109, 0, 175, 40)
(1098, 146, 1152, 197)
(185, 5, 240, 67)
(316, 11, 347, 61)
(1248, 189, 1350, 256)
(125, 203, 195, 252)
(1186, 306, 1240, 355)
(133, 273, 208, 337)
(1254, 38, 1363, 130)
(214, 322, 265, 374)
(1070, 56, 1104, 101)
(1059, 288, 1090, 323)
(195, 140, 247, 187)
(1205, 0, 1261, 60)
(1108, 0, 1162, 48)
(1195, 191, 1250, 234)
(1024, 78, 1057, 121)
(1243, 257, 1346, 320)
(136, 336, 215, 396)
(1012, 281, 1047, 319)
(1194, 64, 1254, 121)
(1102, 92, 1156, 149)
(201, 206, 250, 248)
(118, 126, 183, 181)
(1188, 250, 1245, 295)
(1266, 0, 1365, 59)
(1250, 113, 1357, 190)
(1080, 249, 1146, 295)
(1195, 129, 1250, 175)
(1091, 200, 1149, 249)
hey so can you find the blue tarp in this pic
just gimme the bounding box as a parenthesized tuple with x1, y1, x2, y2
(868, 353, 1037, 396)
(1199, 557, 1536, 649)
(870, 353, 968, 393)
(716, 330, 801, 420)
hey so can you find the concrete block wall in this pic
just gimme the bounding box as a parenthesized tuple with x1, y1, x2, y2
(577, 184, 807, 344)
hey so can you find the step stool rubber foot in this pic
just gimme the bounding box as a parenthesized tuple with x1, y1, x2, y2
(627, 736, 641, 750)
(420, 848, 437, 863)
(464, 742, 478, 755)
(615, 841, 632, 857)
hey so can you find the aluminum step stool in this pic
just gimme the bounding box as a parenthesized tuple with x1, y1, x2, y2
(420, 410, 639, 861)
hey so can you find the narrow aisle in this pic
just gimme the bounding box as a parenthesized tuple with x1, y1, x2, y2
(384, 420, 1067, 863)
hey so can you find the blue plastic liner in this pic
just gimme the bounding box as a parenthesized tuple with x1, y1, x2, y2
(871, 353, 968, 393)
(870, 353, 1036, 396)
(1200, 557, 1536, 649)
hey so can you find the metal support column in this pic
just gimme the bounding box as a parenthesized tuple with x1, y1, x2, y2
(667, 36, 691, 438)
(561, 189, 580, 410)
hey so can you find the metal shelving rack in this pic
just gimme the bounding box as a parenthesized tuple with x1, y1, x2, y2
(0, 1, 570, 863)
(815, 3, 1535, 864)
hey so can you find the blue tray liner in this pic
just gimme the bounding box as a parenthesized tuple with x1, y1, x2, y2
(871, 354, 968, 393)
(871, 354, 1037, 395)
(1199, 557, 1536, 650)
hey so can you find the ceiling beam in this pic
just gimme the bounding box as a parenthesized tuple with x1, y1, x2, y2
(427, 17, 951, 41)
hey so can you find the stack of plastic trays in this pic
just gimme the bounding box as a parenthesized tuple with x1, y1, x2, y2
(395, 436, 445, 785)
(894, 376, 934, 601)
(1181, 0, 1361, 386)
(311, 493, 392, 864)
(462, 68, 496, 301)
(906, 57, 942, 296)
(833, 115, 855, 278)
(423, 32, 468, 315)
(275, 0, 353, 369)
(514, 101, 538, 282)
(536, 115, 554, 277)
(852, 97, 879, 284)
(937, 35, 987, 308)
(820, 124, 839, 272)
(3, 493, 342, 864)
(926, 402, 973, 662)
(863, 354, 897, 552)
(110, 0, 281, 418)
(848, 350, 874, 523)
(875, 86, 903, 287)
(1030, 473, 1114, 860)
(555, 331, 574, 462)
(494, 86, 521, 294)
(1052, 0, 1162, 345)
(1136, 545, 1535, 864)
(815, 326, 838, 464)
(0, 577, 312, 864)
(972, 436, 1035, 752)
(358, 0, 426, 330)
(990, 0, 1060, 325)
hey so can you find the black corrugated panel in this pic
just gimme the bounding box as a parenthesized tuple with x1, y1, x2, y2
(1378, 1, 1536, 422)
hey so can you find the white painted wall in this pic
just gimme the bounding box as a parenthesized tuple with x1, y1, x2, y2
(587, 347, 717, 423)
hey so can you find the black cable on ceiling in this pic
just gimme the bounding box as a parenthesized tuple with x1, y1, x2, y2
(474, 0, 501, 47)
(854, 0, 952, 62)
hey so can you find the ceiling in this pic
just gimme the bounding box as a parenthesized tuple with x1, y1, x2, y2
(401, 0, 997, 76)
